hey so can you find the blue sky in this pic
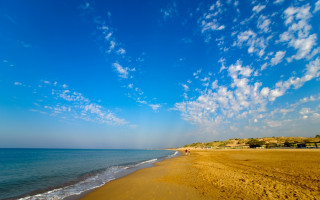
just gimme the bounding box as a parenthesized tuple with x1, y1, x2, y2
(1, 0, 320, 148)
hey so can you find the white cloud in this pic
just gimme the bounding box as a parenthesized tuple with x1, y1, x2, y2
(261, 63, 268, 70)
(201, 19, 225, 33)
(149, 104, 161, 111)
(113, 62, 129, 79)
(108, 41, 116, 53)
(235, 30, 267, 57)
(59, 90, 89, 102)
(211, 80, 218, 89)
(200, 77, 210, 82)
(257, 15, 271, 33)
(35, 82, 129, 125)
(174, 55, 320, 135)
(234, 1, 239, 7)
(182, 84, 189, 91)
(269, 58, 320, 101)
(313, 113, 320, 118)
(252, 4, 266, 13)
(105, 32, 112, 40)
(269, 89, 284, 101)
(14, 81, 22, 86)
(271, 51, 286, 65)
(261, 87, 270, 97)
(268, 93, 320, 121)
(291, 34, 317, 60)
(116, 48, 126, 55)
(193, 69, 202, 78)
(174, 61, 268, 128)
(273, 0, 285, 5)
(161, 1, 178, 20)
(199, 1, 226, 41)
(78, 1, 92, 12)
(228, 61, 253, 78)
(237, 30, 256, 43)
(279, 4, 318, 61)
(136, 97, 147, 104)
(89, 4, 160, 114)
(314, 0, 320, 13)
(266, 120, 282, 127)
(299, 107, 311, 115)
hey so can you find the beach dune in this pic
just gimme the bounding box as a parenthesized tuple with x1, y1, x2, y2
(81, 149, 320, 199)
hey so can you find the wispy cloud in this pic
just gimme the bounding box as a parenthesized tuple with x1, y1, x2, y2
(279, 4, 318, 61)
(314, 0, 320, 13)
(33, 81, 129, 125)
(257, 15, 271, 33)
(271, 51, 286, 65)
(14, 81, 23, 86)
(113, 62, 133, 79)
(79, 2, 160, 112)
(149, 104, 161, 111)
(269, 58, 320, 101)
(234, 30, 267, 57)
(273, 0, 285, 5)
(174, 53, 320, 135)
(78, 0, 93, 14)
(198, 0, 227, 42)
(161, 1, 178, 20)
(181, 84, 189, 91)
(252, 4, 266, 13)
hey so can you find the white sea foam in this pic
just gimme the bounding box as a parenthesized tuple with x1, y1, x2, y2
(18, 156, 166, 200)
(135, 158, 158, 166)
(18, 151, 178, 200)
(167, 151, 179, 158)
(19, 166, 125, 200)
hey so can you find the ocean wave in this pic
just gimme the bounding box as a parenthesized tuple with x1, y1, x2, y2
(19, 166, 125, 200)
(18, 156, 166, 200)
(18, 151, 177, 200)
(166, 151, 179, 158)
(135, 158, 158, 166)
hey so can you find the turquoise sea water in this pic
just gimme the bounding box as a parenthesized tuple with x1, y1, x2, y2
(0, 149, 177, 200)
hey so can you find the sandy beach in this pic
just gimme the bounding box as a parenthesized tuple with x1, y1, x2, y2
(81, 149, 320, 200)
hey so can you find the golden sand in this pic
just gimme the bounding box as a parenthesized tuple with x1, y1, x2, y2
(81, 149, 320, 200)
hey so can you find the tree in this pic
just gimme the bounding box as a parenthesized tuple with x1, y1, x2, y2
(246, 138, 265, 148)
(284, 140, 291, 147)
(266, 143, 278, 148)
(316, 135, 320, 138)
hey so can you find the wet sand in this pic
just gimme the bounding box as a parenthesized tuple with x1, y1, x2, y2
(81, 149, 320, 199)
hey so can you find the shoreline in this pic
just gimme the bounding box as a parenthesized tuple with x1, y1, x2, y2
(8, 150, 177, 200)
(63, 150, 180, 200)
(80, 149, 320, 200)
(80, 150, 201, 200)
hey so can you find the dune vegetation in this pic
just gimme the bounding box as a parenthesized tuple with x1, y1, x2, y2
(183, 135, 320, 149)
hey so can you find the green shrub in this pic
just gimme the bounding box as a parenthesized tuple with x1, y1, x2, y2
(246, 138, 265, 148)
(266, 143, 278, 148)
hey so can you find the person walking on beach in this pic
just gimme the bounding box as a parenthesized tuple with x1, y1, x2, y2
(185, 149, 188, 155)
(188, 149, 191, 155)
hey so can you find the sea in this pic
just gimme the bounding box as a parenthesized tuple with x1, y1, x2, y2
(0, 148, 178, 200)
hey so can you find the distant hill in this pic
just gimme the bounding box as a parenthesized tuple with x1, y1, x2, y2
(182, 136, 320, 149)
